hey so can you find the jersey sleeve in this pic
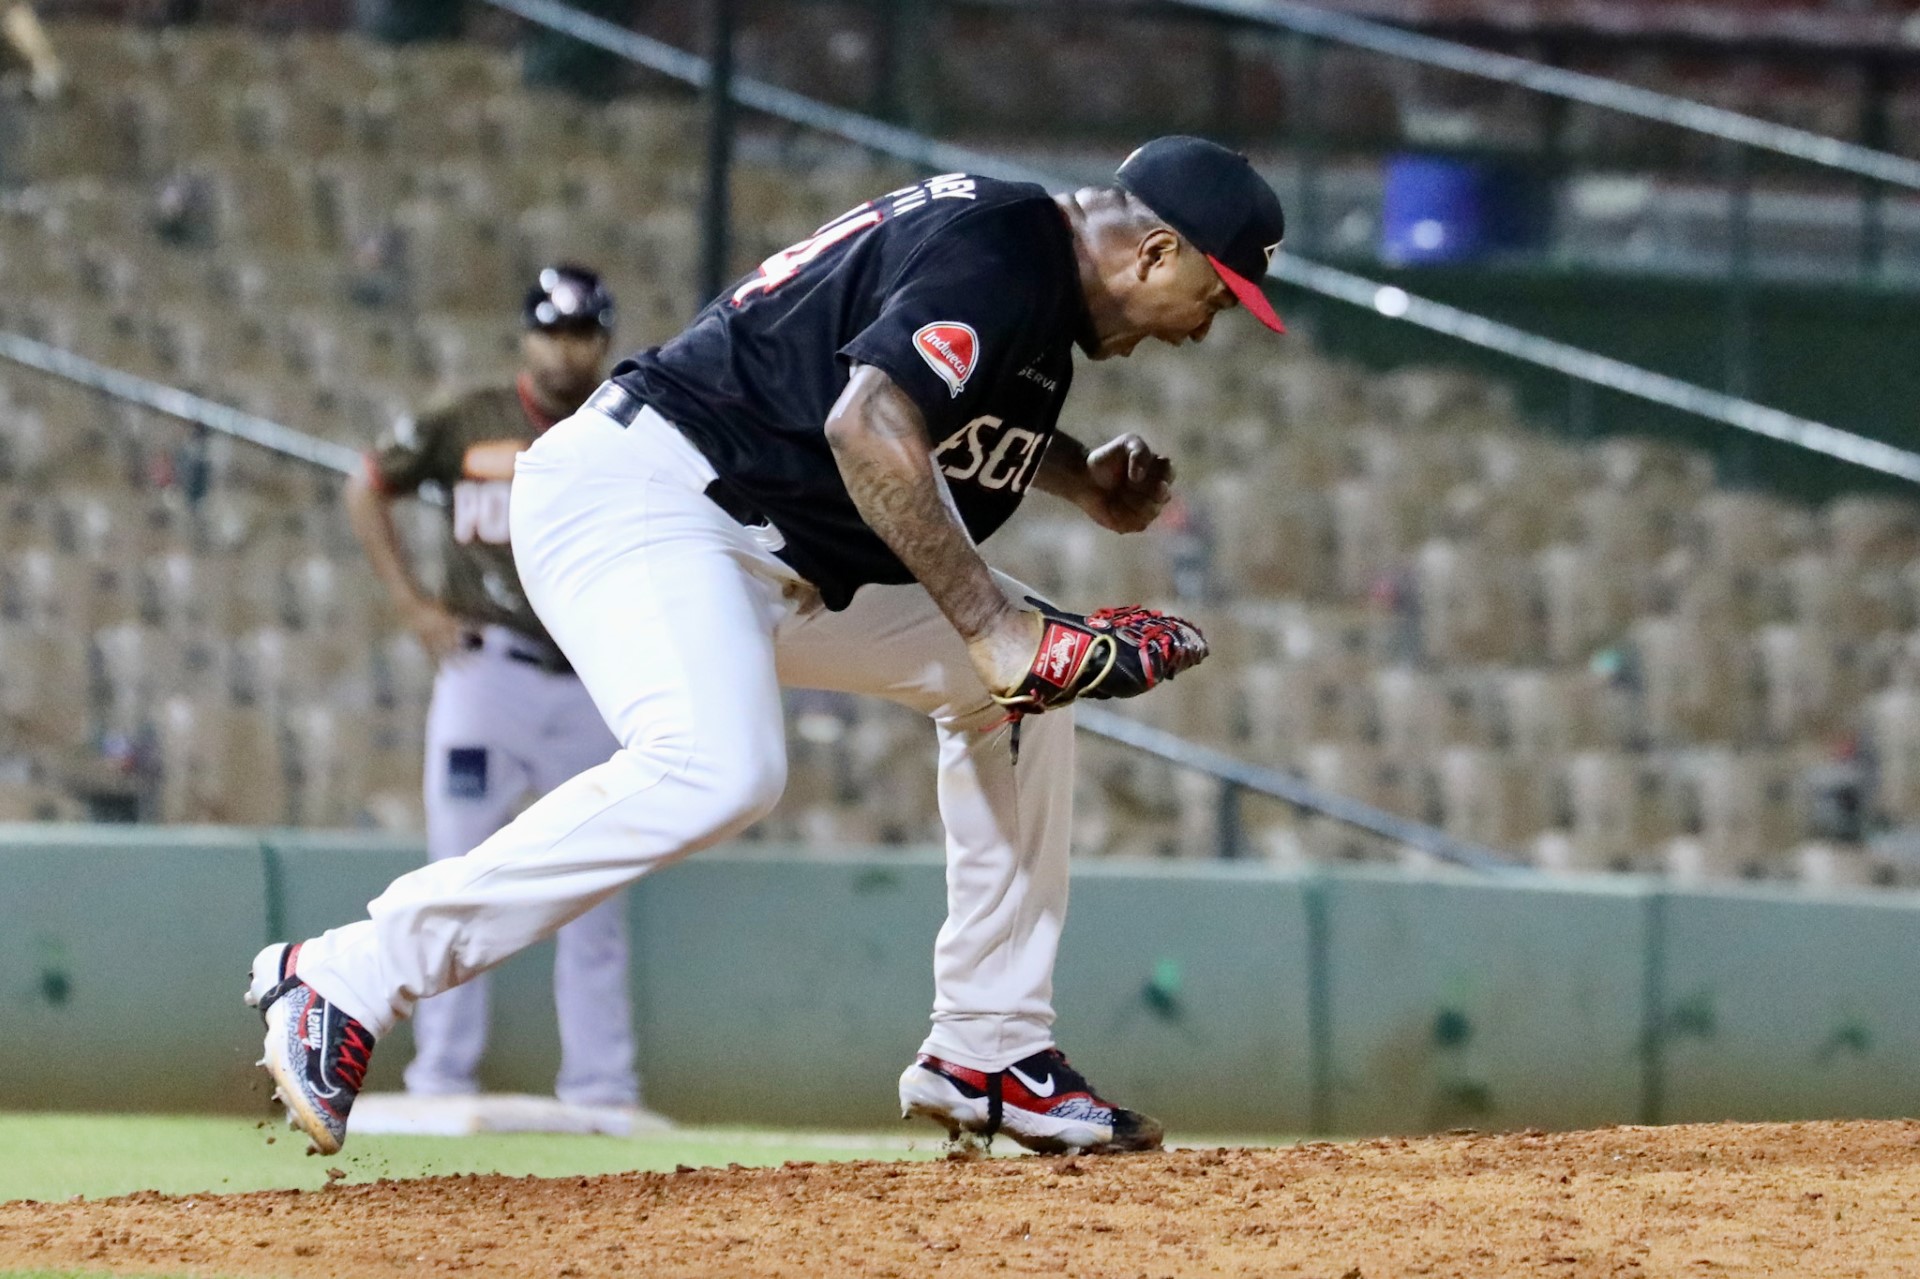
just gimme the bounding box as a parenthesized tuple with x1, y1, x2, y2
(838, 222, 1043, 439)
(365, 400, 454, 496)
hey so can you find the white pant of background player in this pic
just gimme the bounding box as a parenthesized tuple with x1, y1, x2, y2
(298, 405, 1074, 1076)
(405, 626, 638, 1107)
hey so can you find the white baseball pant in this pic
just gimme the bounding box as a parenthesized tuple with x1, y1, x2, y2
(298, 403, 1075, 1073)
(404, 627, 637, 1107)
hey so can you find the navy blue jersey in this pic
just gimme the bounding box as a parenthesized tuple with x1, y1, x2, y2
(612, 173, 1092, 610)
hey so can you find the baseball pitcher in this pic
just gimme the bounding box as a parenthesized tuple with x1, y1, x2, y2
(251, 138, 1285, 1155)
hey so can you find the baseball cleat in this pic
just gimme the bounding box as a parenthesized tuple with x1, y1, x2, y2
(899, 1047, 1164, 1155)
(245, 942, 375, 1156)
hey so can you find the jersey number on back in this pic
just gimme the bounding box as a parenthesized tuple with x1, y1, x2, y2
(730, 175, 978, 306)
(935, 415, 1045, 494)
(731, 209, 883, 306)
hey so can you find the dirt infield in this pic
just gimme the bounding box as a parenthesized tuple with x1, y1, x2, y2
(4, 1119, 1918, 1278)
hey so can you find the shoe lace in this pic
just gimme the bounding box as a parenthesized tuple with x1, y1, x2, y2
(1031, 1048, 1096, 1098)
(331, 1019, 374, 1092)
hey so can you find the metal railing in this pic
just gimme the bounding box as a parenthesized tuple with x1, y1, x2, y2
(1076, 708, 1517, 871)
(1166, 0, 1920, 399)
(0, 324, 1521, 871)
(25, 2, 1920, 870)
(482, 0, 1920, 491)
(1174, 0, 1920, 193)
(0, 331, 361, 474)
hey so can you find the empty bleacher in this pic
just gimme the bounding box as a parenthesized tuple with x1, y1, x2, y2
(2, 20, 1918, 886)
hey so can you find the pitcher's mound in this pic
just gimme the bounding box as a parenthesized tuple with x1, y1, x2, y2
(6, 1118, 1919, 1278)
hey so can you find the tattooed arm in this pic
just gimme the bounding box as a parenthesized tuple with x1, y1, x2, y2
(824, 364, 1041, 695)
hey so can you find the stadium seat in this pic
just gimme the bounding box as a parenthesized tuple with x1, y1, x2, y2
(285, 553, 381, 643)
(1436, 746, 1550, 854)
(1373, 666, 1485, 758)
(1497, 669, 1610, 758)
(1865, 686, 1920, 826)
(1755, 623, 1851, 743)
(285, 703, 377, 828)
(1633, 615, 1758, 746)
(1415, 538, 1528, 664)
(7, 547, 135, 632)
(393, 202, 520, 312)
(1668, 750, 1801, 882)
(0, 778, 87, 822)
(1331, 478, 1418, 597)
(1547, 750, 1669, 874)
(1826, 494, 1920, 567)
(155, 695, 287, 826)
(1690, 491, 1809, 572)
(93, 621, 190, 739)
(1796, 841, 1880, 890)
(1535, 542, 1632, 665)
(0, 622, 91, 753)
(10, 15, 1920, 874)
(1298, 743, 1429, 863)
(1778, 550, 1903, 640)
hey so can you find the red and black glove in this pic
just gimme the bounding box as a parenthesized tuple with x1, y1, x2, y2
(992, 596, 1209, 717)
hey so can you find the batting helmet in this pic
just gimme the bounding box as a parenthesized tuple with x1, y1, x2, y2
(524, 264, 616, 334)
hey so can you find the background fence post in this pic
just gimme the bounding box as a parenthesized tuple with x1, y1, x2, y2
(699, 0, 736, 308)
(1303, 870, 1335, 1135)
(1640, 885, 1668, 1126)
(1287, 31, 1323, 257)
(1218, 780, 1246, 860)
(1721, 138, 1755, 404)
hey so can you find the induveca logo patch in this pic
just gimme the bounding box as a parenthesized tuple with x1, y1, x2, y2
(913, 322, 979, 398)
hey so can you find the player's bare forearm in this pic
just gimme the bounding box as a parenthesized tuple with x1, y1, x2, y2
(1033, 431, 1094, 505)
(345, 469, 466, 658)
(825, 365, 1039, 691)
(344, 469, 429, 612)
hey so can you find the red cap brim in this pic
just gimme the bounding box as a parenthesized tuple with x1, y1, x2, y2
(1207, 254, 1285, 334)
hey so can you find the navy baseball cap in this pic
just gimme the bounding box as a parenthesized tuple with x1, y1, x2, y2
(524, 264, 616, 334)
(1115, 136, 1287, 334)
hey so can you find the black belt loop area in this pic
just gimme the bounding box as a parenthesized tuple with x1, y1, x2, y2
(506, 646, 572, 676)
(462, 629, 573, 676)
(585, 381, 771, 530)
(585, 380, 645, 427)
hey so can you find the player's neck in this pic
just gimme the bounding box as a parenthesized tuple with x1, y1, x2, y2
(516, 370, 590, 430)
(1054, 191, 1126, 355)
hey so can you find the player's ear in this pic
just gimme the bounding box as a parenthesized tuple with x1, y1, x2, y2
(1137, 228, 1179, 282)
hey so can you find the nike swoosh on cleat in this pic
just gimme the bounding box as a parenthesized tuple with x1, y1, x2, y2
(1008, 1065, 1056, 1098)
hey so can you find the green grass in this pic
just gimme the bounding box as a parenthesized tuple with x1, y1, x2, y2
(0, 1112, 944, 1204)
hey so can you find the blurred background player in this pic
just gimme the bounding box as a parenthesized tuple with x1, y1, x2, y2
(0, 2, 62, 190)
(343, 264, 644, 1126)
(1, 3, 63, 101)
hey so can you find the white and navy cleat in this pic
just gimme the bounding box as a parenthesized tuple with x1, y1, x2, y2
(245, 942, 375, 1156)
(900, 1047, 1164, 1155)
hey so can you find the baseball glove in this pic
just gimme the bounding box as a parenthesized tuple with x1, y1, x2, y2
(992, 596, 1209, 718)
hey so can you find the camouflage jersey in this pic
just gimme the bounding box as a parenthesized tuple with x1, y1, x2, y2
(364, 376, 565, 659)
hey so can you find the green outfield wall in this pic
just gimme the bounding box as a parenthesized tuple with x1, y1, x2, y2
(3, 826, 1918, 1135)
